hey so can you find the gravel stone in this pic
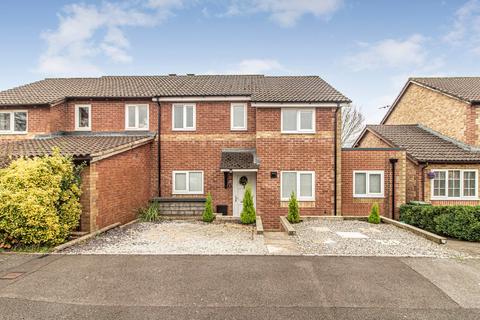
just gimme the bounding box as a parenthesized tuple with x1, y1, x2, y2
(293, 219, 472, 258)
(63, 220, 267, 255)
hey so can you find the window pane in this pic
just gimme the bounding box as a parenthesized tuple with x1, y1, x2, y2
(355, 173, 367, 195)
(369, 174, 381, 194)
(78, 107, 89, 128)
(174, 173, 187, 191)
(299, 111, 313, 130)
(0, 113, 11, 131)
(463, 171, 476, 197)
(282, 172, 297, 198)
(433, 171, 446, 197)
(189, 172, 202, 192)
(186, 106, 194, 128)
(232, 106, 245, 128)
(14, 112, 27, 132)
(448, 170, 461, 197)
(299, 173, 313, 198)
(128, 106, 136, 128)
(173, 106, 184, 129)
(138, 106, 148, 129)
(282, 109, 297, 131)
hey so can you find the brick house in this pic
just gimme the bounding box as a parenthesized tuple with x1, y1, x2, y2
(355, 77, 480, 215)
(0, 75, 352, 230)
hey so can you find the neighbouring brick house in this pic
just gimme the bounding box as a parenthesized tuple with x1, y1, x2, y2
(355, 77, 480, 215)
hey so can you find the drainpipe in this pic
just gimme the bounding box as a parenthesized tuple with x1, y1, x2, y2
(333, 105, 339, 216)
(155, 97, 162, 197)
(420, 163, 428, 201)
(389, 158, 398, 219)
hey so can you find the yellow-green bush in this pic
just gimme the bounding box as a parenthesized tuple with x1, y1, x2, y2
(0, 149, 83, 247)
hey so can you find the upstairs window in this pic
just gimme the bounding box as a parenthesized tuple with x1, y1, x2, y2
(0, 111, 27, 134)
(231, 103, 247, 131)
(281, 171, 315, 201)
(75, 105, 91, 131)
(354, 171, 384, 198)
(432, 169, 478, 199)
(281, 108, 315, 133)
(173, 104, 196, 131)
(173, 171, 203, 194)
(125, 104, 149, 130)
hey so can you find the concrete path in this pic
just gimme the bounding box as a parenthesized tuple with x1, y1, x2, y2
(264, 231, 301, 254)
(0, 254, 479, 319)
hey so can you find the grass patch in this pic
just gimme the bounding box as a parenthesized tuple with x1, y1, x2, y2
(138, 202, 160, 222)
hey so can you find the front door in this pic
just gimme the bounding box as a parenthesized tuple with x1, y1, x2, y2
(233, 172, 257, 217)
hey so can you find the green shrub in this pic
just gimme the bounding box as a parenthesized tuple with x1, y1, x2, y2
(240, 185, 256, 224)
(287, 192, 300, 223)
(368, 203, 381, 224)
(0, 150, 83, 248)
(202, 193, 215, 223)
(138, 202, 160, 222)
(400, 204, 480, 241)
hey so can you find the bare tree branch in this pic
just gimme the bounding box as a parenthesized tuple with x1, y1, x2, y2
(341, 105, 366, 147)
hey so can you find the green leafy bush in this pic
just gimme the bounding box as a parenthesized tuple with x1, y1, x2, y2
(240, 185, 256, 224)
(400, 204, 480, 241)
(138, 202, 160, 222)
(287, 192, 300, 223)
(0, 150, 83, 248)
(202, 193, 215, 223)
(368, 203, 381, 224)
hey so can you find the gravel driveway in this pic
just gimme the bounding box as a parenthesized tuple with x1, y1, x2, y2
(63, 220, 267, 255)
(293, 219, 470, 258)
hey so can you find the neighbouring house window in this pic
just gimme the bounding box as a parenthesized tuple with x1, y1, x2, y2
(75, 105, 91, 131)
(125, 104, 149, 130)
(0, 111, 27, 134)
(172, 104, 196, 131)
(281, 108, 315, 133)
(231, 103, 247, 130)
(353, 171, 384, 198)
(173, 171, 203, 194)
(281, 171, 315, 201)
(431, 169, 478, 199)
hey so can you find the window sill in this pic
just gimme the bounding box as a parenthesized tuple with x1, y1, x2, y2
(172, 128, 196, 132)
(353, 195, 384, 199)
(0, 132, 28, 135)
(172, 192, 204, 195)
(74, 128, 91, 132)
(230, 128, 247, 131)
(281, 131, 315, 135)
(430, 197, 479, 201)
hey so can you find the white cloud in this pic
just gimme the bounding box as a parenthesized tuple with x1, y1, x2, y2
(37, 1, 183, 76)
(225, 0, 343, 27)
(444, 0, 480, 54)
(344, 34, 429, 71)
(205, 58, 286, 75)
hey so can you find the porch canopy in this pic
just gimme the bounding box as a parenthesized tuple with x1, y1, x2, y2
(220, 149, 260, 171)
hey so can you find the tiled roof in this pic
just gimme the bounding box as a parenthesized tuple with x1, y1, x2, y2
(366, 124, 480, 163)
(220, 149, 260, 170)
(0, 75, 351, 106)
(411, 77, 480, 103)
(0, 133, 155, 167)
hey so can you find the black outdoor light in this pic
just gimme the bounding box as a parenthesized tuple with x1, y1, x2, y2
(270, 171, 278, 178)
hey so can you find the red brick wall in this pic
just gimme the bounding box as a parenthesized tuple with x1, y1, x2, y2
(341, 149, 407, 219)
(92, 142, 154, 229)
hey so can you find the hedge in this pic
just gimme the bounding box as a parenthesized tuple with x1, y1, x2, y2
(400, 204, 480, 241)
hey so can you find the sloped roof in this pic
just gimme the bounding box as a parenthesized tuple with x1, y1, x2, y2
(365, 124, 480, 163)
(220, 149, 260, 170)
(0, 133, 155, 167)
(411, 77, 480, 103)
(0, 75, 351, 106)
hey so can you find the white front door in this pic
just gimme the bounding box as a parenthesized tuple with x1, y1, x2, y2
(232, 172, 257, 217)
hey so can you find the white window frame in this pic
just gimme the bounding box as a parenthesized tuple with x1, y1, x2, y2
(280, 171, 315, 201)
(74, 104, 91, 131)
(430, 169, 479, 200)
(172, 171, 204, 195)
(0, 110, 28, 134)
(281, 108, 315, 134)
(125, 104, 149, 130)
(230, 103, 247, 131)
(353, 170, 385, 198)
(172, 104, 196, 131)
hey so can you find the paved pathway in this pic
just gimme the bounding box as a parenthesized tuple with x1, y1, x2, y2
(0, 254, 479, 319)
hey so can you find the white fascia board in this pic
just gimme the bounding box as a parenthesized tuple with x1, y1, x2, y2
(251, 102, 339, 108)
(154, 96, 251, 102)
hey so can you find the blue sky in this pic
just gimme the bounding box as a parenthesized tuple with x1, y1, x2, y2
(1, 0, 479, 123)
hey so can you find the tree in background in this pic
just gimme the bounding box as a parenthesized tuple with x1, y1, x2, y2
(341, 105, 366, 147)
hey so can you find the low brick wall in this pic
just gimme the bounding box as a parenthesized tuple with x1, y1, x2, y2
(153, 198, 206, 215)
